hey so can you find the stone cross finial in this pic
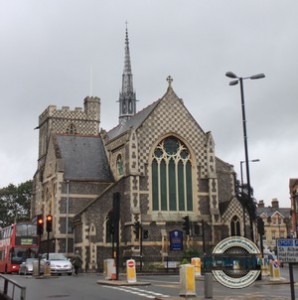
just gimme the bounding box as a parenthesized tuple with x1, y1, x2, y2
(167, 75, 173, 87)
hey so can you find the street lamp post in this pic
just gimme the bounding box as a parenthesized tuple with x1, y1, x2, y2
(292, 191, 298, 238)
(226, 71, 265, 242)
(240, 159, 260, 189)
(240, 159, 260, 238)
(66, 180, 70, 255)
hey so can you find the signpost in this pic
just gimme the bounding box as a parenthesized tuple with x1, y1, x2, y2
(276, 238, 298, 263)
(276, 238, 298, 300)
(169, 230, 183, 251)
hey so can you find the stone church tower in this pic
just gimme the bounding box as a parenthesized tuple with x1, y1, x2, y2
(32, 28, 249, 271)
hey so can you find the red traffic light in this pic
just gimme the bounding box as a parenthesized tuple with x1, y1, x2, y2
(36, 214, 44, 235)
(46, 214, 53, 232)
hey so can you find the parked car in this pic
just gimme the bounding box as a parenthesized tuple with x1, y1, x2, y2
(19, 258, 44, 275)
(41, 253, 73, 275)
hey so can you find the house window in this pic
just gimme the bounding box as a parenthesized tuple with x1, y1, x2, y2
(231, 216, 241, 236)
(151, 136, 193, 212)
(66, 123, 77, 135)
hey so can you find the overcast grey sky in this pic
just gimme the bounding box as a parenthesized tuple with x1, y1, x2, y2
(1, 0, 297, 208)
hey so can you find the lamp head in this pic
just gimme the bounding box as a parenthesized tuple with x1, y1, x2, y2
(250, 73, 265, 80)
(226, 71, 238, 79)
(229, 80, 239, 86)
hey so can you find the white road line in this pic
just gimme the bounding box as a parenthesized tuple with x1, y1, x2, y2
(103, 285, 170, 299)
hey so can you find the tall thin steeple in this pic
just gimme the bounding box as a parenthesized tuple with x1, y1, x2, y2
(119, 24, 136, 124)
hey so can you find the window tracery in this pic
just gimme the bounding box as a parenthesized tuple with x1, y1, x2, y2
(151, 136, 193, 212)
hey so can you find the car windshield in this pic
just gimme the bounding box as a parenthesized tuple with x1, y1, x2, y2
(48, 253, 67, 260)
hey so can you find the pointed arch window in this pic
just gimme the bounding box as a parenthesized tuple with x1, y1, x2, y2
(151, 136, 193, 212)
(116, 154, 124, 176)
(66, 123, 77, 135)
(231, 216, 241, 236)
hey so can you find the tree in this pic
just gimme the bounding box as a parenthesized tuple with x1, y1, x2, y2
(0, 180, 32, 227)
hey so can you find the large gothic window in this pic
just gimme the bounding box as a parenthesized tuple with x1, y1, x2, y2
(151, 136, 193, 212)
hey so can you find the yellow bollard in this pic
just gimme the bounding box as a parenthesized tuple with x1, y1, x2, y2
(179, 264, 196, 297)
(126, 259, 137, 283)
(270, 260, 281, 281)
(191, 257, 201, 277)
(44, 260, 51, 277)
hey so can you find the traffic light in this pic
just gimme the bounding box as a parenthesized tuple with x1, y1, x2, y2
(182, 216, 190, 235)
(46, 214, 53, 232)
(257, 217, 265, 236)
(143, 230, 149, 240)
(134, 222, 140, 239)
(37, 214, 44, 235)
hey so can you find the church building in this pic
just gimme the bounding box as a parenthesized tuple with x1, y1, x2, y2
(32, 28, 250, 271)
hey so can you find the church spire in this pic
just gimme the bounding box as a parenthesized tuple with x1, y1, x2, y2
(119, 24, 136, 124)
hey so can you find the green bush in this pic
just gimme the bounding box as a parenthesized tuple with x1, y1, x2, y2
(181, 248, 201, 263)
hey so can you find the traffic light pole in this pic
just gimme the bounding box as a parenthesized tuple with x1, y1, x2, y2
(38, 233, 42, 276)
(202, 220, 206, 255)
(113, 193, 120, 280)
(47, 231, 50, 260)
(140, 225, 143, 272)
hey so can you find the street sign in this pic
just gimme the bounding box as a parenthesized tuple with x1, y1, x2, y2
(211, 236, 261, 289)
(276, 238, 298, 263)
(127, 260, 134, 268)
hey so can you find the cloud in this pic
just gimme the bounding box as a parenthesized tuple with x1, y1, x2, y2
(0, 0, 297, 209)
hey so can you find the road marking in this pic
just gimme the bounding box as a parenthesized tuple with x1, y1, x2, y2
(103, 285, 170, 299)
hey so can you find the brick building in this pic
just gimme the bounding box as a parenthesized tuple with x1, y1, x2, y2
(32, 28, 248, 271)
(256, 199, 291, 252)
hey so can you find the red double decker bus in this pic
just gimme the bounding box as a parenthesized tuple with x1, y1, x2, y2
(0, 222, 39, 273)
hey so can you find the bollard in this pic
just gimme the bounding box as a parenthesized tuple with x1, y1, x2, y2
(103, 258, 116, 280)
(179, 264, 196, 297)
(204, 272, 213, 299)
(44, 260, 51, 277)
(191, 257, 201, 277)
(126, 259, 137, 283)
(33, 260, 39, 276)
(270, 260, 281, 281)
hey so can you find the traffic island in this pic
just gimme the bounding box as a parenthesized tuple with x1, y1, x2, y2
(97, 279, 151, 286)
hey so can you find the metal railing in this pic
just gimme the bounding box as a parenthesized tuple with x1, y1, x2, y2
(0, 274, 26, 300)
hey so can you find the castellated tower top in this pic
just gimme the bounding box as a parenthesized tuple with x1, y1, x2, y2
(39, 96, 100, 134)
(37, 96, 100, 162)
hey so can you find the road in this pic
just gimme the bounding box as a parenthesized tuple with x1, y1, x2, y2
(1, 266, 298, 300)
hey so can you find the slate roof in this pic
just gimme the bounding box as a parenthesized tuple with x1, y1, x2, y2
(56, 135, 113, 182)
(107, 100, 160, 141)
(257, 206, 291, 218)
